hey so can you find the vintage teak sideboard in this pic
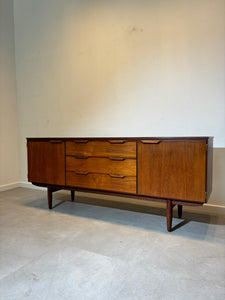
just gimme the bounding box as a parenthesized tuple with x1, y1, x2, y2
(27, 137, 213, 231)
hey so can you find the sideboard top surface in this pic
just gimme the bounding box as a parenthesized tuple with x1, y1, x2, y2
(27, 136, 213, 142)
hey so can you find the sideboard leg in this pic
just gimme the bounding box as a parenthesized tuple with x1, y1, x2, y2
(178, 205, 183, 218)
(71, 190, 75, 201)
(48, 187, 52, 209)
(167, 200, 173, 232)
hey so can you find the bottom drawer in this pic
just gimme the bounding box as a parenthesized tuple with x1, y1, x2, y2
(66, 172, 136, 194)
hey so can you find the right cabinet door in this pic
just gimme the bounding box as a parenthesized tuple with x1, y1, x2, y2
(138, 140, 207, 202)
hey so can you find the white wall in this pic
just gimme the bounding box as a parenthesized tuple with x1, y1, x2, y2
(12, 0, 225, 206)
(0, 0, 20, 190)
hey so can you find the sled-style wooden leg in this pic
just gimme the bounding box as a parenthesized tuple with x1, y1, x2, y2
(178, 205, 183, 218)
(167, 200, 173, 232)
(48, 187, 52, 209)
(71, 190, 75, 201)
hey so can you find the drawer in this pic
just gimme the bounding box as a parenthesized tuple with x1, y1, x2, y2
(66, 140, 136, 158)
(66, 172, 136, 194)
(66, 156, 136, 176)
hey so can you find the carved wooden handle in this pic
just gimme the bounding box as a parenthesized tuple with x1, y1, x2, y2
(50, 140, 63, 143)
(140, 140, 161, 144)
(75, 171, 89, 176)
(74, 156, 89, 159)
(108, 174, 126, 179)
(109, 157, 125, 161)
(108, 140, 127, 144)
(73, 140, 89, 144)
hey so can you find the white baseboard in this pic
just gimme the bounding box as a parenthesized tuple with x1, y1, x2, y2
(0, 182, 20, 192)
(19, 182, 46, 190)
(204, 203, 225, 209)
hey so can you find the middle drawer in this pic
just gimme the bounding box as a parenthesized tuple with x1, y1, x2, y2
(66, 156, 136, 176)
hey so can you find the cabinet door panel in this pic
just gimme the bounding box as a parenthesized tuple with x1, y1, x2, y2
(138, 141, 206, 202)
(27, 141, 65, 185)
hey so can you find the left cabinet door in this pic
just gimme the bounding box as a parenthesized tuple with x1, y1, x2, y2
(27, 140, 65, 185)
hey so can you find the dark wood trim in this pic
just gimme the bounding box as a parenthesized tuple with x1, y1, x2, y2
(206, 137, 213, 202)
(27, 136, 212, 142)
(64, 142, 67, 186)
(48, 187, 52, 209)
(167, 200, 173, 232)
(71, 190, 75, 201)
(178, 205, 183, 218)
(136, 140, 138, 194)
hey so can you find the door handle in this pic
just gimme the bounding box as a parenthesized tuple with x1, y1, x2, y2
(108, 174, 126, 179)
(50, 140, 63, 143)
(109, 157, 126, 161)
(73, 140, 89, 144)
(108, 140, 127, 144)
(140, 140, 161, 144)
(75, 171, 89, 176)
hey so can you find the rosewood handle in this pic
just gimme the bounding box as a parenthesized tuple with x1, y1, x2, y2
(74, 156, 89, 159)
(109, 157, 126, 161)
(75, 171, 89, 176)
(108, 140, 127, 144)
(73, 140, 89, 144)
(49, 140, 63, 143)
(140, 140, 161, 144)
(108, 174, 126, 179)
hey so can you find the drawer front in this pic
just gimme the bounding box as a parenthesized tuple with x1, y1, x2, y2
(66, 156, 136, 176)
(66, 140, 136, 158)
(66, 172, 136, 194)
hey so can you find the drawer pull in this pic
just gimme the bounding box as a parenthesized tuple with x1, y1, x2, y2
(73, 140, 89, 144)
(108, 174, 126, 179)
(140, 140, 161, 144)
(109, 157, 126, 161)
(75, 171, 89, 176)
(50, 140, 63, 143)
(108, 140, 127, 144)
(74, 156, 89, 159)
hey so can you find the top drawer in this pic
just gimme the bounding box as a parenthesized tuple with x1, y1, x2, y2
(66, 140, 136, 158)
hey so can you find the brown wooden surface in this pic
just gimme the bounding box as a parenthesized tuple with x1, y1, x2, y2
(27, 141, 65, 185)
(206, 137, 213, 202)
(138, 141, 207, 202)
(66, 156, 136, 176)
(71, 190, 75, 201)
(27, 136, 213, 232)
(27, 137, 211, 142)
(48, 187, 52, 209)
(66, 172, 136, 194)
(66, 141, 136, 158)
(178, 205, 183, 218)
(167, 200, 173, 232)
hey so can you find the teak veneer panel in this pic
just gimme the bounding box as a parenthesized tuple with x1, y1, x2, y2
(66, 140, 136, 158)
(66, 172, 136, 194)
(66, 156, 136, 176)
(27, 141, 65, 185)
(138, 141, 206, 202)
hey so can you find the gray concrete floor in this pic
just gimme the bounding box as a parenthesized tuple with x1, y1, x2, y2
(0, 187, 225, 300)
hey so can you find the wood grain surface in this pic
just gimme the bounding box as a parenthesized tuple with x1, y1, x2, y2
(27, 141, 65, 185)
(138, 141, 206, 202)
